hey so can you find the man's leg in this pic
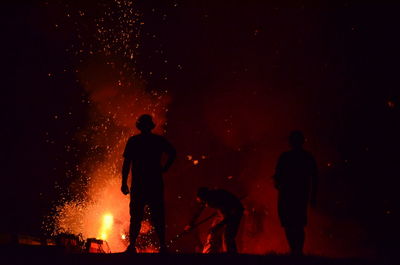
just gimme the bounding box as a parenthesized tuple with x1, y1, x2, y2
(203, 228, 223, 253)
(202, 215, 224, 253)
(128, 197, 145, 252)
(224, 212, 243, 253)
(284, 226, 305, 255)
(148, 199, 166, 252)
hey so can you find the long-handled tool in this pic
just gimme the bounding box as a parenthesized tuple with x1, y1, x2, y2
(167, 194, 248, 247)
(167, 212, 218, 247)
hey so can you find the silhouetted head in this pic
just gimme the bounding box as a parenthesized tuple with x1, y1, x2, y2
(196, 187, 209, 202)
(136, 114, 155, 133)
(289, 130, 305, 149)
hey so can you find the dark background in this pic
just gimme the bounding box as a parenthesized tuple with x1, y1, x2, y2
(1, 0, 399, 257)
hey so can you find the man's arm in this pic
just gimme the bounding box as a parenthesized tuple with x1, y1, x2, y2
(121, 138, 132, 195)
(273, 154, 284, 190)
(210, 205, 242, 232)
(121, 157, 131, 195)
(213, 216, 229, 229)
(184, 203, 205, 231)
(310, 156, 318, 207)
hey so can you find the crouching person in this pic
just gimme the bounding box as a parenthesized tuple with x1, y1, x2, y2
(185, 187, 244, 253)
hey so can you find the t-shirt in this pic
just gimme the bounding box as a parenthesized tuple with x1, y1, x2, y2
(123, 133, 175, 183)
(204, 189, 244, 216)
(274, 149, 317, 193)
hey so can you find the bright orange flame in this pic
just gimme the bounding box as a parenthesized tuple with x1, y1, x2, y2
(98, 213, 114, 240)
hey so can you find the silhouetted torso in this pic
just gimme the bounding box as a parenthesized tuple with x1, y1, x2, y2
(123, 133, 174, 187)
(275, 149, 316, 192)
(274, 148, 317, 227)
(203, 189, 244, 217)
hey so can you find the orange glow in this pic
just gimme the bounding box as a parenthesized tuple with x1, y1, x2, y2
(98, 213, 114, 240)
(138, 246, 159, 253)
(46, 1, 170, 254)
(140, 220, 152, 234)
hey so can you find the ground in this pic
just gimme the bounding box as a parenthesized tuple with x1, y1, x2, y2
(0, 245, 386, 265)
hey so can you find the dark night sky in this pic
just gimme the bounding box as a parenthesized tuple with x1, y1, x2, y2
(1, 0, 399, 257)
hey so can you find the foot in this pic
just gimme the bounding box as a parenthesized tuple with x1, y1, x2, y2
(159, 245, 168, 254)
(124, 244, 137, 253)
(290, 250, 303, 257)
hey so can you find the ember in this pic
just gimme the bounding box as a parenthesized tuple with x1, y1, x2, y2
(28, 0, 390, 258)
(46, 0, 169, 253)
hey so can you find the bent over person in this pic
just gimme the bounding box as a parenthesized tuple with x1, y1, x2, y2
(185, 187, 244, 253)
(121, 114, 176, 253)
(273, 131, 318, 255)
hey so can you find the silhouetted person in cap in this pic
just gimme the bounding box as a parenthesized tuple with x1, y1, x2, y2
(185, 187, 244, 253)
(121, 114, 176, 253)
(273, 131, 318, 256)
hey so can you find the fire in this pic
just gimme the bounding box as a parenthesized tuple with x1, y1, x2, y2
(47, 0, 170, 253)
(99, 213, 114, 241)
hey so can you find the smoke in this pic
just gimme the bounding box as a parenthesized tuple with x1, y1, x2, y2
(51, 55, 169, 251)
(44, 1, 376, 256)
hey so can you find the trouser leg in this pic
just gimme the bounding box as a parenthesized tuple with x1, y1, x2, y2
(203, 229, 223, 253)
(202, 216, 224, 253)
(148, 199, 166, 251)
(129, 197, 145, 249)
(284, 226, 305, 255)
(224, 212, 243, 253)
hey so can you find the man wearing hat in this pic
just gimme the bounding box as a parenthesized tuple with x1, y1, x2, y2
(121, 114, 176, 253)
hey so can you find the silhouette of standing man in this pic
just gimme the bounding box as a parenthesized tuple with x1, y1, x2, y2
(273, 131, 317, 256)
(121, 114, 176, 253)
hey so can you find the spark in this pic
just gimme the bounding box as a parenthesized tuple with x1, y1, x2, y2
(47, 0, 170, 253)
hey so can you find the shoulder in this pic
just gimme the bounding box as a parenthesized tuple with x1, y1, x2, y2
(215, 189, 232, 197)
(151, 133, 165, 140)
(207, 189, 220, 197)
(214, 189, 225, 194)
(300, 150, 316, 164)
(282, 151, 291, 156)
(279, 151, 291, 160)
(152, 134, 173, 145)
(126, 135, 141, 145)
(147, 133, 166, 143)
(128, 135, 140, 142)
(303, 149, 315, 159)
